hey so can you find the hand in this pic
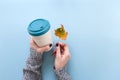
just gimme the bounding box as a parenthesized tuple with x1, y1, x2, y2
(52, 42, 71, 70)
(30, 38, 52, 54)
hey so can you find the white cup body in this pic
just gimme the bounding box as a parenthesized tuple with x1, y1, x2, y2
(32, 30, 52, 47)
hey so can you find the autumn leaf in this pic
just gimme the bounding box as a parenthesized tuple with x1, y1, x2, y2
(54, 24, 68, 40)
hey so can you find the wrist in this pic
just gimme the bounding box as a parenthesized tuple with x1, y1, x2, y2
(30, 48, 43, 60)
(54, 66, 66, 75)
(54, 65, 65, 70)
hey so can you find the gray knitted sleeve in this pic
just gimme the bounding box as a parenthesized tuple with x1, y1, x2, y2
(23, 48, 71, 80)
(54, 67, 72, 80)
(23, 48, 43, 80)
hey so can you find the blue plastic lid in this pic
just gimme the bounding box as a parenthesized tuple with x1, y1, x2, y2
(28, 19, 50, 36)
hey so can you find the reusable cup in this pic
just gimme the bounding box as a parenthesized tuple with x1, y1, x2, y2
(28, 19, 53, 50)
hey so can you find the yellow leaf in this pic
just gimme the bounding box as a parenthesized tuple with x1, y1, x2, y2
(54, 24, 68, 40)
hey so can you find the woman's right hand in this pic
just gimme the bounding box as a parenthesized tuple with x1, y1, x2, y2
(53, 42, 71, 70)
(30, 38, 52, 54)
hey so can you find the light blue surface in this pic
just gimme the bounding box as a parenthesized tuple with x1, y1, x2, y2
(0, 0, 120, 80)
(28, 19, 50, 36)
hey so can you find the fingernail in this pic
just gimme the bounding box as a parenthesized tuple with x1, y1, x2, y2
(56, 43, 58, 47)
(49, 44, 52, 47)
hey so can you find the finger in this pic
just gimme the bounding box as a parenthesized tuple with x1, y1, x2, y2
(61, 49, 64, 55)
(59, 42, 66, 48)
(62, 45, 70, 59)
(52, 50, 56, 55)
(59, 42, 65, 47)
(62, 44, 70, 57)
(57, 42, 67, 55)
(30, 38, 34, 44)
(56, 43, 61, 57)
(30, 39, 39, 49)
(52, 52, 56, 56)
(63, 43, 69, 51)
(37, 44, 50, 53)
(52, 49, 56, 56)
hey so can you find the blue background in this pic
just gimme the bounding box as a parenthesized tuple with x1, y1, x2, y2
(0, 0, 120, 80)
